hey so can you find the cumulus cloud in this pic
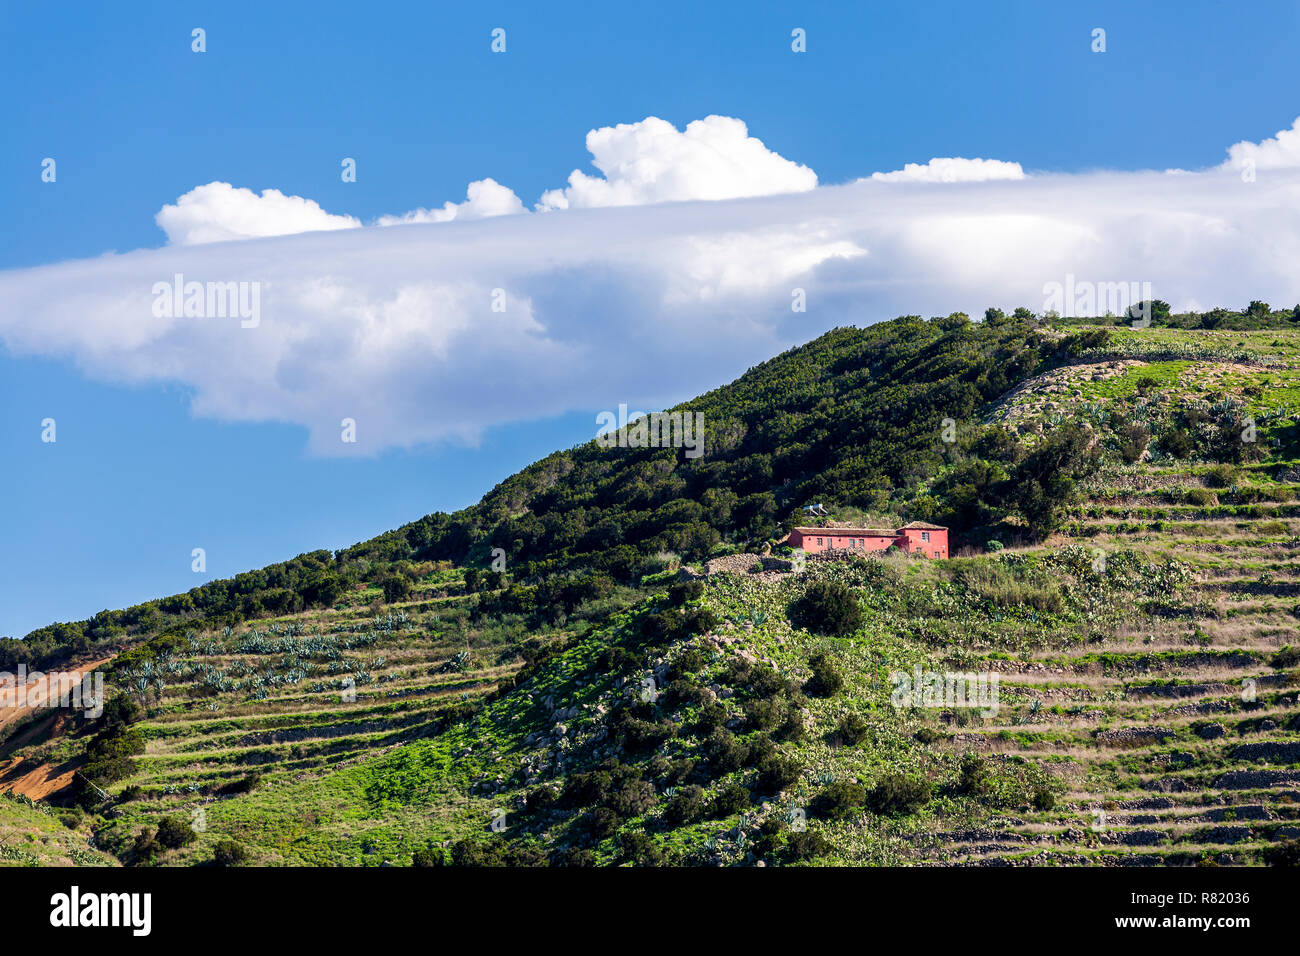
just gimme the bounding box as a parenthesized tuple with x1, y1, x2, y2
(1223, 116, 1300, 171)
(156, 182, 361, 245)
(156, 115, 816, 243)
(375, 178, 526, 226)
(868, 156, 1026, 183)
(536, 115, 817, 210)
(6, 115, 1300, 457)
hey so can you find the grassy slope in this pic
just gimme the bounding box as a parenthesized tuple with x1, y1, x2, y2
(0, 794, 117, 867)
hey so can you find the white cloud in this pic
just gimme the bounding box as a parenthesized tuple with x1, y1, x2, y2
(375, 178, 526, 226)
(156, 182, 361, 245)
(868, 156, 1025, 183)
(1223, 116, 1300, 171)
(536, 115, 817, 211)
(155, 116, 815, 243)
(6, 116, 1300, 457)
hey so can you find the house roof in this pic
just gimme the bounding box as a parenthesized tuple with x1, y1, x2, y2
(792, 527, 898, 537)
(791, 522, 949, 536)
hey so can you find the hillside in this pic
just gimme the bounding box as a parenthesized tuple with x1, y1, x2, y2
(4, 313, 1300, 867)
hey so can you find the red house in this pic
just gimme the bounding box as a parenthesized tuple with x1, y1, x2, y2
(787, 522, 949, 559)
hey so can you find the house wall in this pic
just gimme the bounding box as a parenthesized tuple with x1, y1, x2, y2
(791, 531, 897, 553)
(790, 527, 949, 558)
(897, 528, 948, 558)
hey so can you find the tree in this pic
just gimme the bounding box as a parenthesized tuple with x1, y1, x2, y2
(1126, 299, 1170, 324)
(998, 424, 1098, 539)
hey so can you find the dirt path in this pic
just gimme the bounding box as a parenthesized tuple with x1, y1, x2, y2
(0, 656, 113, 736)
(0, 656, 114, 800)
(0, 754, 79, 800)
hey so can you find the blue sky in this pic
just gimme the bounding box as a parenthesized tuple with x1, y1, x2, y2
(4, 0, 1300, 638)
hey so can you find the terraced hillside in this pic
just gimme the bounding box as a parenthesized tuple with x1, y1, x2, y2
(926, 327, 1300, 865)
(4, 316, 1299, 867)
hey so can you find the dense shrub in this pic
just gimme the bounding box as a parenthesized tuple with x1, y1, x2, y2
(832, 712, 870, 747)
(380, 574, 412, 604)
(617, 831, 665, 865)
(156, 815, 198, 850)
(754, 754, 802, 794)
(743, 695, 786, 730)
(449, 838, 547, 866)
(663, 785, 707, 826)
(216, 772, 262, 796)
(213, 839, 250, 867)
(575, 807, 623, 843)
(812, 780, 867, 820)
(785, 828, 833, 862)
(711, 781, 752, 817)
(868, 774, 932, 816)
(791, 580, 862, 637)
(131, 827, 159, 865)
(1264, 840, 1300, 867)
(1203, 464, 1238, 488)
(703, 729, 748, 774)
(669, 580, 705, 606)
(671, 647, 707, 678)
(694, 702, 728, 734)
(803, 651, 844, 698)
(957, 754, 992, 797)
(1272, 646, 1300, 669)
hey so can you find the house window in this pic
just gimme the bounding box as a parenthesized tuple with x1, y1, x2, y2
(817, 538, 823, 546)
(921, 531, 930, 542)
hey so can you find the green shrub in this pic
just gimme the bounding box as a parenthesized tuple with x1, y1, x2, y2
(1203, 464, 1238, 488)
(754, 754, 802, 794)
(743, 695, 785, 730)
(1264, 839, 1300, 867)
(803, 651, 844, 698)
(131, 827, 158, 865)
(216, 772, 262, 796)
(812, 780, 867, 820)
(1272, 646, 1300, 669)
(671, 648, 707, 678)
(791, 580, 862, 637)
(617, 831, 665, 865)
(663, 785, 706, 826)
(669, 580, 705, 606)
(1181, 487, 1216, 506)
(832, 712, 869, 747)
(710, 781, 752, 817)
(380, 574, 412, 603)
(868, 774, 932, 816)
(213, 839, 250, 867)
(958, 754, 993, 797)
(785, 829, 832, 862)
(156, 815, 197, 850)
(704, 729, 748, 774)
